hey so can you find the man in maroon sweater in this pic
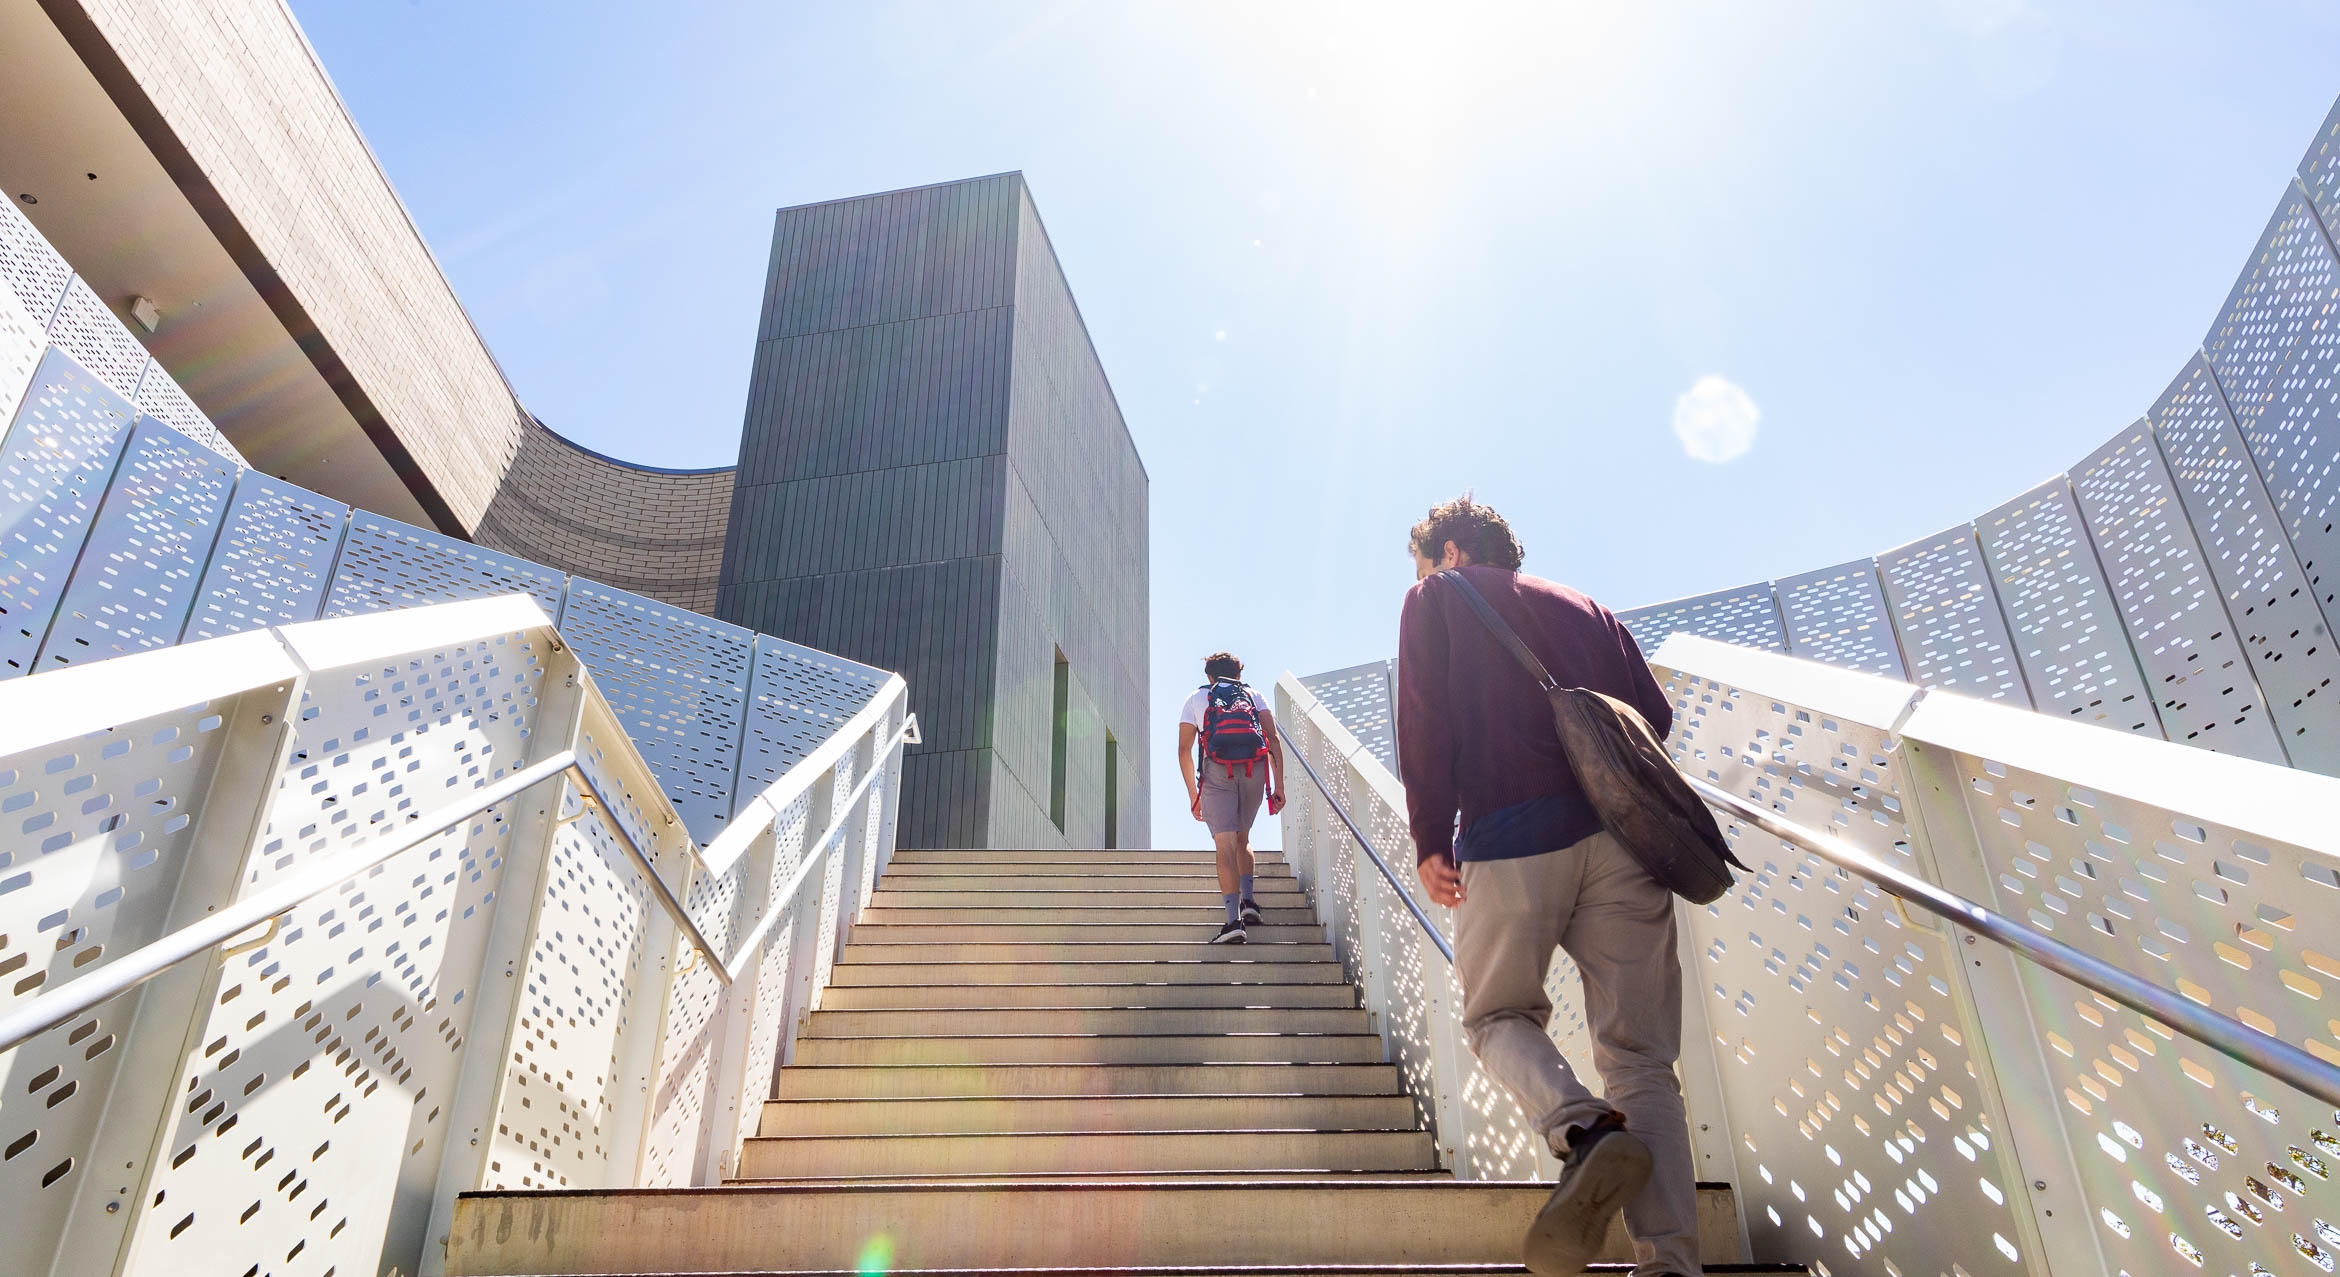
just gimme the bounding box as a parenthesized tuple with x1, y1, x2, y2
(1396, 496, 1694, 1277)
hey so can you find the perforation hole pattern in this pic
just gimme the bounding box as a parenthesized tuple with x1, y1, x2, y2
(2203, 190, 2339, 436)
(1975, 480, 2162, 735)
(557, 579, 753, 843)
(1877, 525, 2034, 705)
(2302, 96, 2340, 236)
(2071, 424, 2287, 763)
(1617, 584, 1788, 661)
(2235, 211, 2340, 624)
(2152, 355, 2340, 774)
(1658, 666, 2027, 1275)
(0, 254, 45, 428)
(1775, 561, 1909, 680)
(39, 422, 237, 669)
(182, 474, 350, 643)
(44, 279, 151, 402)
(129, 631, 547, 1277)
(0, 195, 72, 325)
(133, 368, 246, 467)
(323, 513, 564, 621)
(733, 638, 888, 799)
(1282, 711, 1550, 1180)
(1296, 661, 1399, 773)
(0, 349, 136, 677)
(1949, 747, 2340, 1276)
(0, 701, 237, 1268)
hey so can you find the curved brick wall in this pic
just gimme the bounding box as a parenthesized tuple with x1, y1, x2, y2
(474, 418, 733, 614)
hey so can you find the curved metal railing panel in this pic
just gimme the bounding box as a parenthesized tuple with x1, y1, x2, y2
(0, 597, 911, 1277)
(1283, 633, 2340, 1276)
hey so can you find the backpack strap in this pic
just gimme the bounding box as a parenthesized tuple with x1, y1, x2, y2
(1435, 570, 1565, 693)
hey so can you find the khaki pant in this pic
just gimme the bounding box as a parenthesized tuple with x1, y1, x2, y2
(1455, 830, 1699, 1277)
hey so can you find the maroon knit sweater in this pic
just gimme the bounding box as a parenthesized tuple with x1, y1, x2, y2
(1395, 566, 1672, 863)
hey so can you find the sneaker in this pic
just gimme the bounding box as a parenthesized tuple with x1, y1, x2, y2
(1521, 1114, 1652, 1276)
(1239, 898, 1263, 926)
(1210, 920, 1248, 945)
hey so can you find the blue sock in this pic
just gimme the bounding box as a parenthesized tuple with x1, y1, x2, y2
(1224, 892, 1241, 924)
(1239, 874, 1255, 904)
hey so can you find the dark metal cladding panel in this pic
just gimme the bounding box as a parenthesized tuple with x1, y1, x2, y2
(723, 174, 1148, 848)
(992, 184, 1152, 850)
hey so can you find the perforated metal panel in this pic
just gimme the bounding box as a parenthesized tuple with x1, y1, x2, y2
(733, 637, 888, 800)
(2202, 188, 2340, 435)
(1278, 701, 1560, 1182)
(323, 512, 564, 621)
(0, 699, 244, 1270)
(182, 474, 350, 643)
(1976, 479, 2162, 736)
(1297, 660, 1399, 772)
(2247, 330, 2340, 625)
(1659, 665, 2036, 1276)
(0, 195, 71, 326)
(2302, 96, 2340, 233)
(476, 792, 655, 1195)
(117, 630, 551, 1277)
(1617, 584, 1788, 660)
(1877, 526, 2034, 705)
(2152, 356, 2340, 775)
(132, 366, 246, 468)
(1929, 739, 2340, 1277)
(0, 349, 137, 678)
(38, 422, 237, 670)
(44, 279, 151, 402)
(2071, 424, 2286, 763)
(557, 579, 754, 842)
(1776, 560, 1908, 680)
(0, 254, 45, 431)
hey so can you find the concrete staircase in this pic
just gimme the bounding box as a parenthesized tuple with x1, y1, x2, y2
(449, 849, 1793, 1275)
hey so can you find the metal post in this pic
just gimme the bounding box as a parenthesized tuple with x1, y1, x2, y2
(1418, 924, 1476, 1176)
(418, 649, 591, 1272)
(1897, 738, 2105, 1277)
(51, 676, 306, 1277)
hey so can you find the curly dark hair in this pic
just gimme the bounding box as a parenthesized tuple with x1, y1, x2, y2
(1408, 494, 1524, 570)
(1202, 651, 1244, 680)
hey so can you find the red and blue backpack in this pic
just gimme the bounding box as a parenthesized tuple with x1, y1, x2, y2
(1198, 680, 1268, 777)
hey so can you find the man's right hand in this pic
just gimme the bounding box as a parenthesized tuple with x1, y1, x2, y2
(1418, 853, 1465, 908)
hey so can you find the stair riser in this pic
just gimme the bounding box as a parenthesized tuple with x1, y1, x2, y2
(881, 863, 1295, 880)
(856, 906, 1314, 925)
(829, 960, 1349, 986)
(886, 850, 1290, 865)
(850, 923, 1324, 943)
(448, 1183, 1745, 1274)
(771, 1062, 1403, 1099)
(740, 1129, 1439, 1176)
(806, 1007, 1370, 1037)
(872, 888, 1310, 907)
(842, 942, 1335, 963)
(759, 1094, 1419, 1136)
(820, 983, 1356, 1009)
(792, 1034, 1388, 1066)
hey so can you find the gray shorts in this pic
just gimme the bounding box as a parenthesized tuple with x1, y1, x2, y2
(1197, 761, 1266, 835)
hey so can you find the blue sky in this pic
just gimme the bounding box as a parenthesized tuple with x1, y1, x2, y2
(295, 1, 2340, 848)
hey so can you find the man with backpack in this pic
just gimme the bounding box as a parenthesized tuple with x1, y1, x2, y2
(1178, 652, 1283, 944)
(1394, 496, 1695, 1277)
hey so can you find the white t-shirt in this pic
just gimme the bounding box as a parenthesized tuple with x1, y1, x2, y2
(1181, 681, 1267, 729)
